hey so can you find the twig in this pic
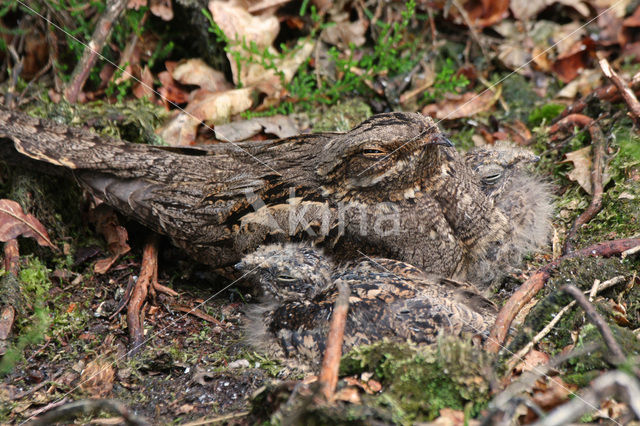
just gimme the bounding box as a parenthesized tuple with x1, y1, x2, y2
(179, 411, 250, 425)
(169, 303, 225, 327)
(64, 0, 128, 103)
(531, 370, 640, 426)
(486, 238, 640, 353)
(505, 276, 626, 370)
(27, 398, 149, 426)
(318, 280, 350, 401)
(563, 118, 606, 254)
(560, 284, 626, 365)
(599, 58, 640, 129)
(450, 0, 489, 59)
(127, 235, 159, 354)
(4, 239, 19, 276)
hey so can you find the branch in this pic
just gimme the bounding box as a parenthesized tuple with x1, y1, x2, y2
(560, 284, 625, 365)
(563, 118, 606, 254)
(126, 235, 158, 354)
(599, 58, 640, 129)
(318, 280, 350, 401)
(64, 0, 128, 103)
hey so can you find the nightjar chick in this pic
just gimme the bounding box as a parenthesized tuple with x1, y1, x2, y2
(237, 243, 497, 364)
(465, 144, 554, 287)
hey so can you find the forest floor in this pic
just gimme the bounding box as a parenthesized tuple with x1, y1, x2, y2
(1, 0, 640, 424)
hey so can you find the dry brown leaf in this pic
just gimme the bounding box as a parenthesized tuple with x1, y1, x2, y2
(157, 112, 200, 146)
(460, 0, 509, 28)
(214, 115, 299, 141)
(422, 86, 501, 120)
(90, 205, 130, 274)
(80, 359, 115, 398)
(563, 146, 593, 194)
(431, 408, 480, 426)
(333, 386, 361, 404)
(321, 12, 367, 48)
(552, 37, 595, 83)
(186, 87, 255, 123)
(0, 199, 55, 249)
(208, 0, 279, 86)
(532, 376, 577, 410)
(514, 349, 549, 373)
(150, 0, 173, 20)
(128, 0, 146, 9)
(171, 58, 232, 93)
(133, 65, 155, 101)
(157, 70, 189, 105)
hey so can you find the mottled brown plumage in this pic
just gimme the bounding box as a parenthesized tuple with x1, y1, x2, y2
(465, 144, 554, 286)
(238, 243, 497, 364)
(0, 106, 512, 281)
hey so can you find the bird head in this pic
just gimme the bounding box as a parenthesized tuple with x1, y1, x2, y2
(315, 112, 453, 202)
(465, 145, 539, 198)
(236, 243, 334, 301)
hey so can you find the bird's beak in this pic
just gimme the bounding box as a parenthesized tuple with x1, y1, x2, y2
(432, 133, 454, 147)
(234, 261, 245, 271)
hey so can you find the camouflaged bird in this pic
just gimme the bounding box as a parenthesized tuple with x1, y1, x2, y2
(237, 243, 497, 364)
(0, 105, 510, 281)
(464, 144, 554, 287)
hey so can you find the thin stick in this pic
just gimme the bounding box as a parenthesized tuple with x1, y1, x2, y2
(486, 238, 640, 353)
(28, 398, 149, 426)
(600, 58, 640, 129)
(318, 280, 350, 401)
(64, 0, 127, 103)
(127, 236, 158, 354)
(563, 119, 606, 254)
(560, 284, 626, 365)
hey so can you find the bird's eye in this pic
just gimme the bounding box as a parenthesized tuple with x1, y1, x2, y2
(277, 274, 297, 282)
(482, 173, 502, 185)
(361, 148, 386, 158)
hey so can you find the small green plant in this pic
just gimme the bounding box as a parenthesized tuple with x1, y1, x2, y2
(0, 257, 52, 375)
(204, 1, 423, 116)
(422, 58, 470, 103)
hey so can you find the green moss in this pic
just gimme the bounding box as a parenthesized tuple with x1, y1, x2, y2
(528, 104, 565, 127)
(340, 338, 491, 422)
(0, 257, 52, 375)
(311, 99, 372, 132)
(25, 98, 167, 145)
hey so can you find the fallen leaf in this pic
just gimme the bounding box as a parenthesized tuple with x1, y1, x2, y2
(208, 0, 279, 86)
(128, 0, 146, 9)
(157, 70, 190, 105)
(89, 205, 131, 274)
(532, 376, 577, 410)
(422, 86, 501, 120)
(150, 0, 173, 20)
(157, 112, 200, 146)
(0, 199, 56, 249)
(563, 146, 593, 194)
(514, 349, 549, 373)
(132, 65, 155, 101)
(552, 37, 595, 83)
(171, 58, 232, 93)
(321, 11, 367, 48)
(186, 87, 255, 123)
(462, 0, 509, 28)
(333, 386, 361, 404)
(214, 115, 299, 141)
(80, 359, 115, 398)
(431, 408, 480, 425)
